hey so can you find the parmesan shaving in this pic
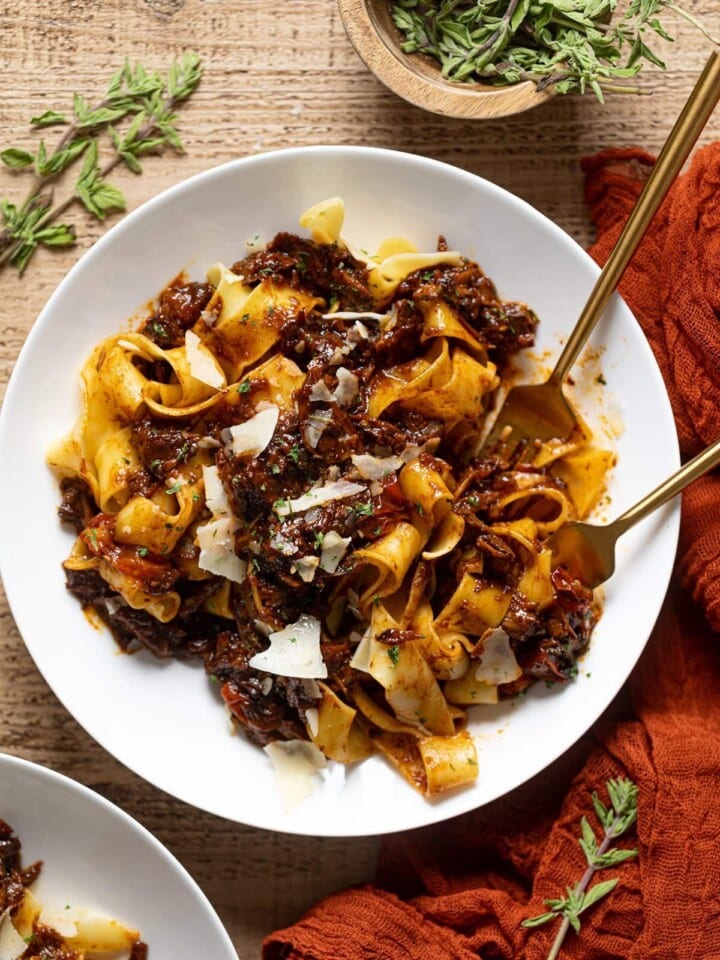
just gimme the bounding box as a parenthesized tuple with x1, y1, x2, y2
(185, 330, 225, 389)
(263, 740, 327, 811)
(305, 707, 320, 737)
(301, 678, 322, 699)
(0, 910, 26, 960)
(294, 555, 320, 582)
(349, 628, 373, 674)
(474, 628, 523, 685)
(269, 533, 298, 556)
(334, 367, 359, 406)
(202, 464, 232, 517)
(351, 453, 404, 480)
(227, 405, 279, 457)
(309, 380, 336, 403)
(197, 517, 247, 583)
(321, 311, 387, 321)
(274, 480, 366, 517)
(319, 530, 351, 573)
(248, 614, 328, 678)
(303, 410, 333, 448)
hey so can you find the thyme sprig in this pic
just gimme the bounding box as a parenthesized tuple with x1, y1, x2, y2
(0, 53, 202, 274)
(522, 777, 638, 960)
(391, 0, 719, 99)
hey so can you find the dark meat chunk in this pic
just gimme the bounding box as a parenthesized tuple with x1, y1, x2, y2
(57, 477, 97, 533)
(206, 629, 311, 746)
(65, 568, 115, 606)
(141, 279, 214, 349)
(131, 420, 198, 479)
(372, 300, 424, 368)
(0, 819, 39, 915)
(232, 232, 375, 311)
(81, 515, 179, 596)
(21, 926, 83, 959)
(102, 605, 223, 659)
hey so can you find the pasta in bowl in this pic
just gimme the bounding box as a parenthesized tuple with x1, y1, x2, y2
(0, 146, 680, 834)
(49, 197, 614, 799)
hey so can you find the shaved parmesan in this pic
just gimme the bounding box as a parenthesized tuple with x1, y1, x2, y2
(334, 367, 359, 406)
(198, 436, 221, 450)
(321, 311, 387, 321)
(349, 628, 372, 674)
(474, 628, 522, 685)
(274, 480, 366, 518)
(117, 338, 144, 355)
(227, 405, 279, 457)
(185, 330, 225, 389)
(0, 911, 27, 960)
(270, 533, 298, 556)
(305, 707, 320, 737)
(351, 453, 403, 480)
(309, 380, 336, 403)
(348, 320, 370, 343)
(319, 530, 351, 573)
(260, 676, 274, 695)
(248, 614, 327, 678)
(197, 517, 247, 583)
(303, 409, 333, 448)
(202, 465, 232, 517)
(263, 740, 326, 811)
(294, 555, 320, 582)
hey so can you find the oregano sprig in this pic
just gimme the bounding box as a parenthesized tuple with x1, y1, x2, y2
(0, 52, 202, 274)
(522, 777, 639, 960)
(391, 0, 720, 100)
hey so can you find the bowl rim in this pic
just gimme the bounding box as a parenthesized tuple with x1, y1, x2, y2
(336, 0, 553, 119)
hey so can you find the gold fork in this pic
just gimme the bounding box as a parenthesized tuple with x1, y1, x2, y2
(482, 51, 720, 456)
(548, 437, 720, 588)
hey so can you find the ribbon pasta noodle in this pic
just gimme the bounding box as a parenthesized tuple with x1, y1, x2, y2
(50, 198, 612, 798)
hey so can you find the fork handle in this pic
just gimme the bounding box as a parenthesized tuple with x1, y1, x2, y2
(549, 51, 720, 387)
(610, 436, 720, 538)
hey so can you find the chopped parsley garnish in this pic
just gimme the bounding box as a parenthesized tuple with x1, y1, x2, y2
(165, 481, 182, 495)
(150, 458, 162, 471)
(137, 547, 149, 557)
(388, 645, 400, 666)
(352, 502, 374, 517)
(288, 445, 301, 464)
(313, 531, 325, 548)
(177, 441, 190, 462)
(237, 379, 251, 393)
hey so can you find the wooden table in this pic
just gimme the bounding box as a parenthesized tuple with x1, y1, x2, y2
(1, 2, 718, 956)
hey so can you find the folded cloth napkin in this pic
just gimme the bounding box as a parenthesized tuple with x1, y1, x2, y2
(263, 144, 720, 960)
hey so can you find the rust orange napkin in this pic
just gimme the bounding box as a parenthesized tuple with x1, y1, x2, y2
(263, 144, 720, 960)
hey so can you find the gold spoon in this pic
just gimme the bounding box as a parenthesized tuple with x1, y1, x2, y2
(482, 51, 720, 456)
(548, 438, 720, 588)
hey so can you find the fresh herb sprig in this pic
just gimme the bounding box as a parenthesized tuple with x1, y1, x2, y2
(391, 0, 719, 100)
(522, 777, 638, 960)
(0, 53, 202, 274)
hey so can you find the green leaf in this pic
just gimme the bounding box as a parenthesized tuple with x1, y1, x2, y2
(39, 137, 90, 177)
(593, 846, 638, 868)
(580, 877, 619, 912)
(521, 911, 559, 928)
(90, 181, 126, 218)
(119, 150, 142, 174)
(76, 105, 129, 128)
(592, 791, 613, 830)
(0, 147, 34, 169)
(35, 223, 76, 247)
(30, 110, 68, 128)
(12, 240, 37, 273)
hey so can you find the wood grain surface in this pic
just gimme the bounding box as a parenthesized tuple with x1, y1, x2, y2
(1, 2, 719, 957)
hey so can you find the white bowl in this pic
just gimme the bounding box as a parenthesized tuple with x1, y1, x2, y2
(0, 753, 237, 958)
(0, 146, 680, 836)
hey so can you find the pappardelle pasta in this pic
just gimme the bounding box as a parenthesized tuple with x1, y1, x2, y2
(0, 819, 147, 959)
(49, 198, 613, 798)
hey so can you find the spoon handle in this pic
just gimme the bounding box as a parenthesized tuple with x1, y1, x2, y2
(549, 51, 720, 388)
(611, 436, 720, 538)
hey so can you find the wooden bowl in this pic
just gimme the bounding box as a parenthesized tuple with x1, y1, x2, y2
(337, 0, 553, 119)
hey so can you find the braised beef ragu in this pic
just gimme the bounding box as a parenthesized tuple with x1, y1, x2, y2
(57, 227, 601, 767)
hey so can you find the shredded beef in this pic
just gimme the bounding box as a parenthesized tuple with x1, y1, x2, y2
(141, 279, 214, 349)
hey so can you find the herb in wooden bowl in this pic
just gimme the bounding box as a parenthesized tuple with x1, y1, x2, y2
(391, 0, 718, 99)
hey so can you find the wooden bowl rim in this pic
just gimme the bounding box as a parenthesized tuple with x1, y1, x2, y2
(337, 0, 553, 119)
